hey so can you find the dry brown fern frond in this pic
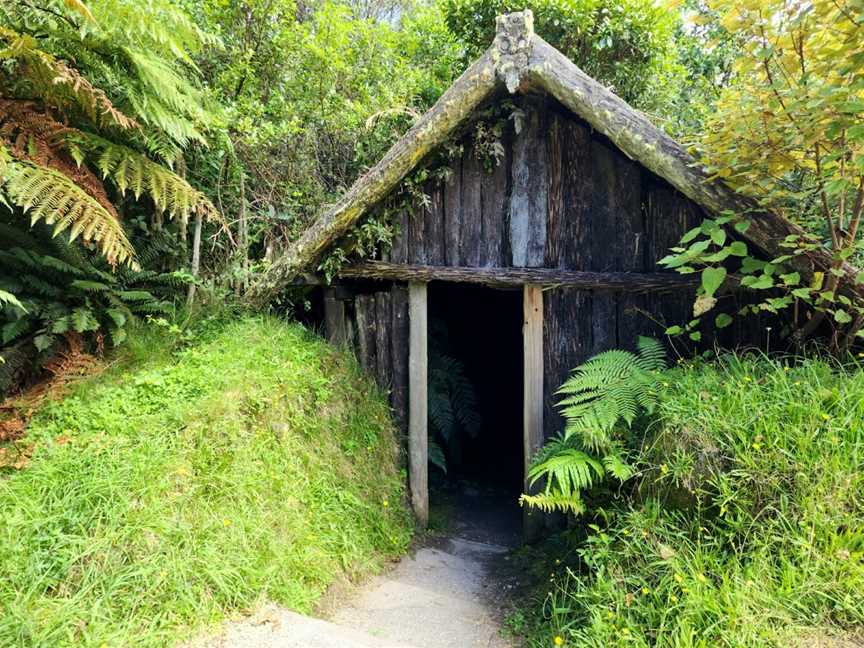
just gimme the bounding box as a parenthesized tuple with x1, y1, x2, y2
(0, 27, 138, 131)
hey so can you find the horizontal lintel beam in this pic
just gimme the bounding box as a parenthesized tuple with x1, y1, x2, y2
(336, 261, 699, 292)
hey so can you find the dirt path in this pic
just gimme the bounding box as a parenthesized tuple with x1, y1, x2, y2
(194, 489, 522, 648)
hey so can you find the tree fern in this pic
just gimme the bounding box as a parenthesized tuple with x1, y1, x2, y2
(3, 158, 136, 266)
(520, 337, 667, 514)
(77, 134, 219, 222)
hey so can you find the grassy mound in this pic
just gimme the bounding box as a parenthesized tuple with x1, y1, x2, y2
(0, 316, 412, 647)
(524, 354, 864, 647)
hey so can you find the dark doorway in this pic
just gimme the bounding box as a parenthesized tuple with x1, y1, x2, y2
(427, 282, 523, 541)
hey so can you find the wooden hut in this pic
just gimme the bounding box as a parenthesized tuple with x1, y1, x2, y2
(252, 11, 846, 530)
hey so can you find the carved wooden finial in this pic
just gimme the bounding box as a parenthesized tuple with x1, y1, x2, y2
(493, 10, 534, 93)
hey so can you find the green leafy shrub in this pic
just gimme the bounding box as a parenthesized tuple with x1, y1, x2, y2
(0, 316, 412, 646)
(527, 354, 864, 647)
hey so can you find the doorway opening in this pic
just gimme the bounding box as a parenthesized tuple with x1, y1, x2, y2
(427, 282, 523, 543)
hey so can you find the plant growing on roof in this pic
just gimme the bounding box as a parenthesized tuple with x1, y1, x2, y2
(521, 337, 667, 514)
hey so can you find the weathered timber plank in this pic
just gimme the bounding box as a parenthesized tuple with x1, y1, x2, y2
(559, 117, 593, 269)
(444, 157, 462, 266)
(613, 150, 645, 348)
(480, 136, 509, 267)
(645, 184, 699, 340)
(375, 291, 392, 390)
(545, 113, 564, 268)
(409, 192, 428, 265)
(543, 288, 592, 441)
(425, 183, 445, 265)
(390, 208, 409, 264)
(390, 284, 410, 440)
(323, 287, 347, 346)
(589, 140, 620, 271)
(591, 290, 618, 354)
(338, 262, 699, 290)
(354, 294, 377, 373)
(461, 148, 483, 267)
(408, 282, 429, 527)
(523, 284, 545, 541)
(510, 99, 548, 267)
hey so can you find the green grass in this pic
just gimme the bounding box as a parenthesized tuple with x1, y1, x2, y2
(522, 354, 864, 647)
(0, 315, 413, 647)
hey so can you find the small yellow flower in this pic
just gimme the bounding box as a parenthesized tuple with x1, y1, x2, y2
(744, 376, 752, 382)
(382, 499, 389, 507)
(670, 595, 679, 603)
(641, 587, 650, 595)
(660, 463, 669, 474)
(607, 611, 615, 619)
(794, 381, 801, 386)
(752, 442, 762, 450)
(222, 519, 231, 527)
(662, 381, 670, 388)
(674, 573, 683, 583)
(858, 352, 864, 358)
(821, 413, 830, 421)
(696, 573, 708, 583)
(553, 636, 564, 646)
(784, 366, 790, 372)
(621, 628, 630, 636)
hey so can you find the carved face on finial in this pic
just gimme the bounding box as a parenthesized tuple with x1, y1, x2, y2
(493, 10, 534, 92)
(495, 10, 534, 42)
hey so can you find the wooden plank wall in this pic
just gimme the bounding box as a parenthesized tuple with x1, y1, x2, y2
(336, 284, 410, 441)
(345, 94, 768, 445)
(383, 94, 741, 441)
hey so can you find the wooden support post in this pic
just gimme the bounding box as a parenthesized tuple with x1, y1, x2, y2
(323, 288, 346, 346)
(408, 282, 429, 527)
(523, 284, 544, 540)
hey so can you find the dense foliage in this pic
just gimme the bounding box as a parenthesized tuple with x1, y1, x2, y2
(661, 0, 864, 352)
(444, 0, 682, 109)
(0, 316, 411, 646)
(0, 0, 220, 388)
(521, 354, 864, 646)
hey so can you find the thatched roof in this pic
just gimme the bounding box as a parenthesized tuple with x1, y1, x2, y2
(250, 10, 854, 302)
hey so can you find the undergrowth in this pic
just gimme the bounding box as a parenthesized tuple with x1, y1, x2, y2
(0, 315, 412, 647)
(519, 353, 864, 647)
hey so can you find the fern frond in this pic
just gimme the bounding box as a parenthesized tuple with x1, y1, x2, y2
(518, 492, 586, 515)
(636, 336, 667, 372)
(521, 339, 667, 516)
(602, 453, 635, 482)
(527, 449, 604, 494)
(429, 439, 447, 474)
(73, 133, 219, 222)
(0, 28, 137, 130)
(3, 159, 136, 266)
(0, 290, 25, 312)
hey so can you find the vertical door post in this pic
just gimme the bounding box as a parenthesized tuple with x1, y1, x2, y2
(408, 282, 429, 527)
(523, 284, 544, 540)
